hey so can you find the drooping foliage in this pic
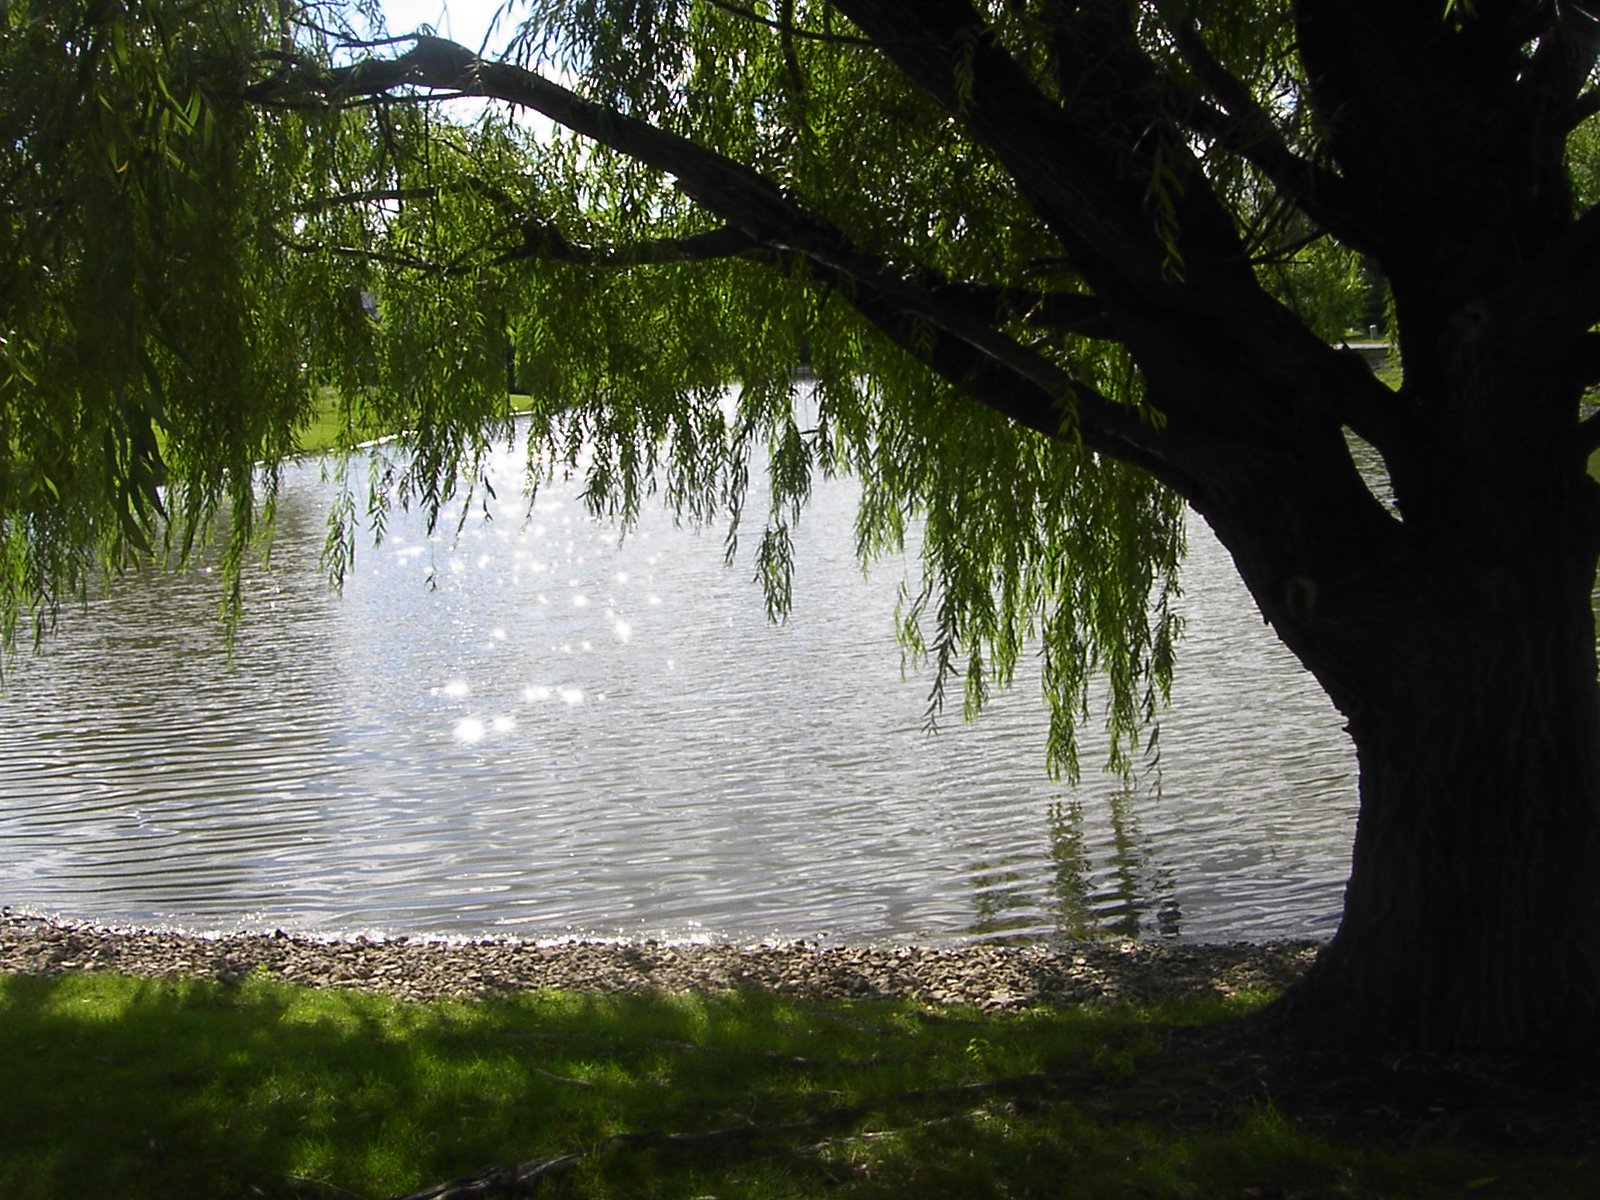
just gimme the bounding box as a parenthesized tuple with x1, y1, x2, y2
(0, 0, 1221, 777)
(11, 0, 1595, 775)
(18, 0, 1600, 1054)
(2, 1, 358, 631)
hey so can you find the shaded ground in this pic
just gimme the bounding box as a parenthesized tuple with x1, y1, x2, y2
(1112, 1002, 1600, 1165)
(6, 911, 1598, 1180)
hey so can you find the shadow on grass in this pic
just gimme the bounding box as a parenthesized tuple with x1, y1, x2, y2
(1, 970, 1596, 1200)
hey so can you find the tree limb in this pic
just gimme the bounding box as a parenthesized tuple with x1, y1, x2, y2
(246, 27, 1388, 496)
(266, 227, 487, 276)
(252, 36, 1134, 456)
(1523, 4, 1600, 127)
(1569, 86, 1600, 129)
(489, 223, 763, 268)
(391, 1153, 577, 1200)
(1149, 0, 1378, 256)
(831, 0, 1238, 307)
(700, 0, 881, 47)
(1497, 202, 1600, 364)
(283, 186, 441, 214)
(821, 263, 1198, 495)
(387, 1070, 1090, 1200)
(1579, 406, 1600, 457)
(832, 0, 1399, 456)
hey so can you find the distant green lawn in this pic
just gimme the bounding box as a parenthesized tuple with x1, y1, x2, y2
(0, 970, 1591, 1199)
(293, 389, 383, 456)
(292, 390, 535, 457)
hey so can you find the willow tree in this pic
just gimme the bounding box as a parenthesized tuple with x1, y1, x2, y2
(8, 0, 1600, 1054)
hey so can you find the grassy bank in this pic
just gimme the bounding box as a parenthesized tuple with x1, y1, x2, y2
(293, 391, 536, 457)
(293, 391, 384, 456)
(1, 971, 1592, 1199)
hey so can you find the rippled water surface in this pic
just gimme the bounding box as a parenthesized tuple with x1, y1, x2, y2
(0, 429, 1357, 944)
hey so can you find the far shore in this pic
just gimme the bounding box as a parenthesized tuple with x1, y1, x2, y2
(0, 911, 1319, 1010)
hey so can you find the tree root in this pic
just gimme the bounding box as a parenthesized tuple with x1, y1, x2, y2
(392, 1154, 579, 1200)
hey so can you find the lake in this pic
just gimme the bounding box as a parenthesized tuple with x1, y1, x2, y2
(0, 425, 1356, 945)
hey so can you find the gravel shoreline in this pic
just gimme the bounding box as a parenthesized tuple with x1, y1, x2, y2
(1, 911, 1318, 1010)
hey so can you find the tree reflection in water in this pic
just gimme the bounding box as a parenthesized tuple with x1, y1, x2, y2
(1047, 795, 1181, 940)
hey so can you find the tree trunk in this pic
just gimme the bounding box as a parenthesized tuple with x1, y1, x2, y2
(1148, 324, 1600, 1055)
(1214, 437, 1600, 1055)
(1289, 609, 1600, 1054)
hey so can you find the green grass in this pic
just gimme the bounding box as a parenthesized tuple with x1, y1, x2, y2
(292, 390, 536, 456)
(293, 392, 381, 456)
(1, 971, 1593, 1199)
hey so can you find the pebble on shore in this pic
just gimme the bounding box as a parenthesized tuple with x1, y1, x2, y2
(0, 911, 1318, 1011)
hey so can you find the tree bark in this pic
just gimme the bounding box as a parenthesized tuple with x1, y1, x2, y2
(1300, 644, 1600, 1054)
(1199, 384, 1600, 1056)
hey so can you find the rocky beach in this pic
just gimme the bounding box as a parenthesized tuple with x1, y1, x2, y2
(1, 910, 1317, 1010)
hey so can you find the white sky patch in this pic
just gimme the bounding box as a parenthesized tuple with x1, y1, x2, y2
(381, 0, 517, 54)
(377, 1, 576, 140)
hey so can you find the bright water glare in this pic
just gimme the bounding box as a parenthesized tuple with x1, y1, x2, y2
(0, 423, 1356, 944)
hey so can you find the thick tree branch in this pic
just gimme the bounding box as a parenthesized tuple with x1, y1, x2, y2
(283, 186, 440, 214)
(834, 0, 1401, 453)
(700, 0, 879, 47)
(489, 223, 762, 268)
(832, 0, 1246, 307)
(1150, 1, 1377, 255)
(246, 28, 1395, 495)
(1521, 4, 1600, 127)
(1570, 86, 1600, 128)
(910, 280, 1111, 338)
(1176, 100, 1376, 258)
(1497, 202, 1600, 364)
(842, 280, 1195, 495)
(250, 35, 1149, 459)
(1580, 406, 1600, 457)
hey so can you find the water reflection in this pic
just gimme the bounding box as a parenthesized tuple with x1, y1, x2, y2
(0, 422, 1360, 944)
(1045, 796, 1181, 939)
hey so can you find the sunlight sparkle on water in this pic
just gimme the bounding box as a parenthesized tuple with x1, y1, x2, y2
(0, 414, 1361, 943)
